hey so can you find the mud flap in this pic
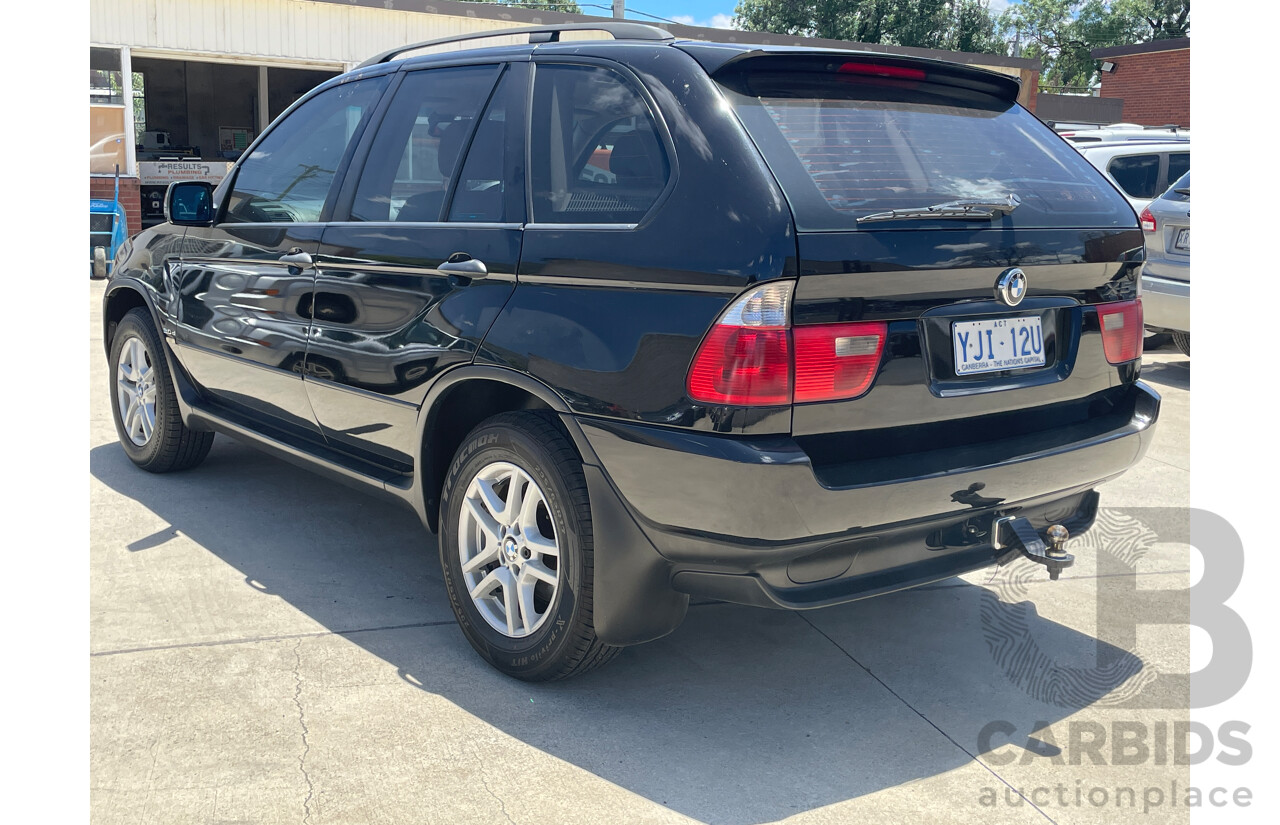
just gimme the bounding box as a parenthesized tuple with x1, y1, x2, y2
(582, 463, 689, 646)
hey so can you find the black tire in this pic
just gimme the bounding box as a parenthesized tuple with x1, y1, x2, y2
(1143, 331, 1172, 351)
(439, 411, 619, 681)
(1173, 332, 1190, 357)
(108, 307, 214, 472)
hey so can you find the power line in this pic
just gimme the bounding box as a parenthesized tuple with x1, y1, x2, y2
(625, 9, 681, 24)
(485, 1, 683, 26)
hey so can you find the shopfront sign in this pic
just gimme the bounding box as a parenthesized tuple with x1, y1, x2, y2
(139, 161, 233, 186)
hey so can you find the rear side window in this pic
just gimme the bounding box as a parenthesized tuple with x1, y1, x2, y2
(225, 77, 386, 223)
(720, 68, 1135, 230)
(1107, 154, 1161, 199)
(530, 64, 670, 224)
(1167, 152, 1190, 186)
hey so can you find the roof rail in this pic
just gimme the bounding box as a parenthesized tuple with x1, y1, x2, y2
(356, 22, 675, 69)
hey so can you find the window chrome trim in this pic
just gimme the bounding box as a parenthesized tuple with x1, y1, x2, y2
(525, 222, 638, 231)
(323, 221, 523, 230)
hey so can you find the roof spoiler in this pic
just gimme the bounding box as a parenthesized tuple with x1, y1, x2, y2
(700, 50, 1022, 103)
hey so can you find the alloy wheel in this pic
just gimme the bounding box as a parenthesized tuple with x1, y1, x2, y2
(457, 461, 561, 638)
(116, 335, 157, 446)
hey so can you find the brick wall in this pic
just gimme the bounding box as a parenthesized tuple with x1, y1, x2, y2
(1098, 48, 1190, 128)
(90, 176, 142, 238)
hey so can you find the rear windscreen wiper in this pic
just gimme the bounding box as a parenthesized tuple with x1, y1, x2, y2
(857, 193, 1022, 224)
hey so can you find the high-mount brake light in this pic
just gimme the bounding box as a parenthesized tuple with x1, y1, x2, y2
(687, 282, 889, 406)
(1098, 299, 1143, 364)
(838, 62, 927, 81)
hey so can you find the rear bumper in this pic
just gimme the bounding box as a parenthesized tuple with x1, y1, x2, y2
(1142, 274, 1190, 333)
(572, 381, 1158, 637)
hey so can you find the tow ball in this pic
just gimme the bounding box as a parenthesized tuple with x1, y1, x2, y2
(994, 517, 1074, 581)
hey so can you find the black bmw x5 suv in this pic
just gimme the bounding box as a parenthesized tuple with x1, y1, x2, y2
(103, 23, 1159, 680)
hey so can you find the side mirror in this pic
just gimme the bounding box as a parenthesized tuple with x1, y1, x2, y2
(165, 181, 215, 226)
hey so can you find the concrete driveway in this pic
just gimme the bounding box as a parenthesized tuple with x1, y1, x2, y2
(90, 280, 1192, 824)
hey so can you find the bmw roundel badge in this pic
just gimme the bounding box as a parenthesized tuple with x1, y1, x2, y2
(995, 268, 1028, 307)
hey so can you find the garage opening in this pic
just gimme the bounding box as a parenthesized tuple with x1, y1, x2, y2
(129, 56, 339, 227)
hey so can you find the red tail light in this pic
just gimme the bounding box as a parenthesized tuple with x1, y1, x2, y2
(687, 282, 889, 406)
(687, 282, 793, 405)
(793, 322, 888, 402)
(1099, 299, 1143, 364)
(1139, 206, 1157, 233)
(687, 326, 791, 405)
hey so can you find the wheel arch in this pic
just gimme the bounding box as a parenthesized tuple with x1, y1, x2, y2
(102, 280, 159, 358)
(417, 366, 597, 534)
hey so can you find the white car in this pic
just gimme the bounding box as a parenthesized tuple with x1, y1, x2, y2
(1075, 140, 1191, 214)
(1056, 123, 1190, 144)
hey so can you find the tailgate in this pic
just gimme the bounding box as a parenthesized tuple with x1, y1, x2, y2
(791, 227, 1143, 438)
(714, 51, 1144, 443)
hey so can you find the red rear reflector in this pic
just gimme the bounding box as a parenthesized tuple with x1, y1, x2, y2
(1098, 299, 1143, 364)
(1139, 206, 1157, 233)
(838, 62, 927, 81)
(793, 322, 888, 402)
(687, 326, 792, 405)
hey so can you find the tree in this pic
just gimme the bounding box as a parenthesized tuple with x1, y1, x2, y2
(461, 0, 583, 13)
(733, 0, 1006, 53)
(999, 0, 1189, 88)
(947, 0, 1005, 53)
(1111, 0, 1191, 40)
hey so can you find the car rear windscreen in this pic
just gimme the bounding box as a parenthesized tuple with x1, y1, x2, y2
(718, 69, 1136, 231)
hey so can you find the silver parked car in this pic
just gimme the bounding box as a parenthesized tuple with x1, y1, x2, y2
(1140, 171, 1190, 356)
(1076, 140, 1190, 214)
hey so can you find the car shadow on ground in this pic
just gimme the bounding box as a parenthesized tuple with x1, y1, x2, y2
(1140, 359, 1190, 391)
(91, 439, 1149, 825)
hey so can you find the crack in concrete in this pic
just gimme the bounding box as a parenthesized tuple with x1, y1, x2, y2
(292, 639, 316, 825)
(798, 613, 1060, 825)
(478, 771, 517, 825)
(90, 620, 459, 658)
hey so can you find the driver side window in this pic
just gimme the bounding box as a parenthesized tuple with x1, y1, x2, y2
(224, 77, 386, 223)
(530, 64, 669, 224)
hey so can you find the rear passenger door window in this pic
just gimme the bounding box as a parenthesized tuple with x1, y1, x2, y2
(1108, 154, 1161, 199)
(448, 69, 523, 223)
(350, 65, 500, 222)
(530, 64, 670, 225)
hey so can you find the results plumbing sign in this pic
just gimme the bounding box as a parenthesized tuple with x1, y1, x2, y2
(139, 161, 233, 187)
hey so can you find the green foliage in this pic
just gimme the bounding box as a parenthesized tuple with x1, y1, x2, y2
(461, 0, 584, 13)
(1110, 0, 1191, 39)
(1000, 0, 1189, 87)
(732, 1, 1003, 52)
(732, 1, 1190, 84)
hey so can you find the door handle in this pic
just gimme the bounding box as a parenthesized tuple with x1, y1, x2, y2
(279, 248, 313, 268)
(437, 254, 488, 280)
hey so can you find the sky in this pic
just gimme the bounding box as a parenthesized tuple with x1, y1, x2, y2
(618, 0, 1017, 30)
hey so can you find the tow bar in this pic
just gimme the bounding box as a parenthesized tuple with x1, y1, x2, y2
(994, 517, 1074, 580)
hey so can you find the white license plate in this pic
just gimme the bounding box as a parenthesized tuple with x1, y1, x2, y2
(1175, 228, 1190, 250)
(953, 316, 1045, 375)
